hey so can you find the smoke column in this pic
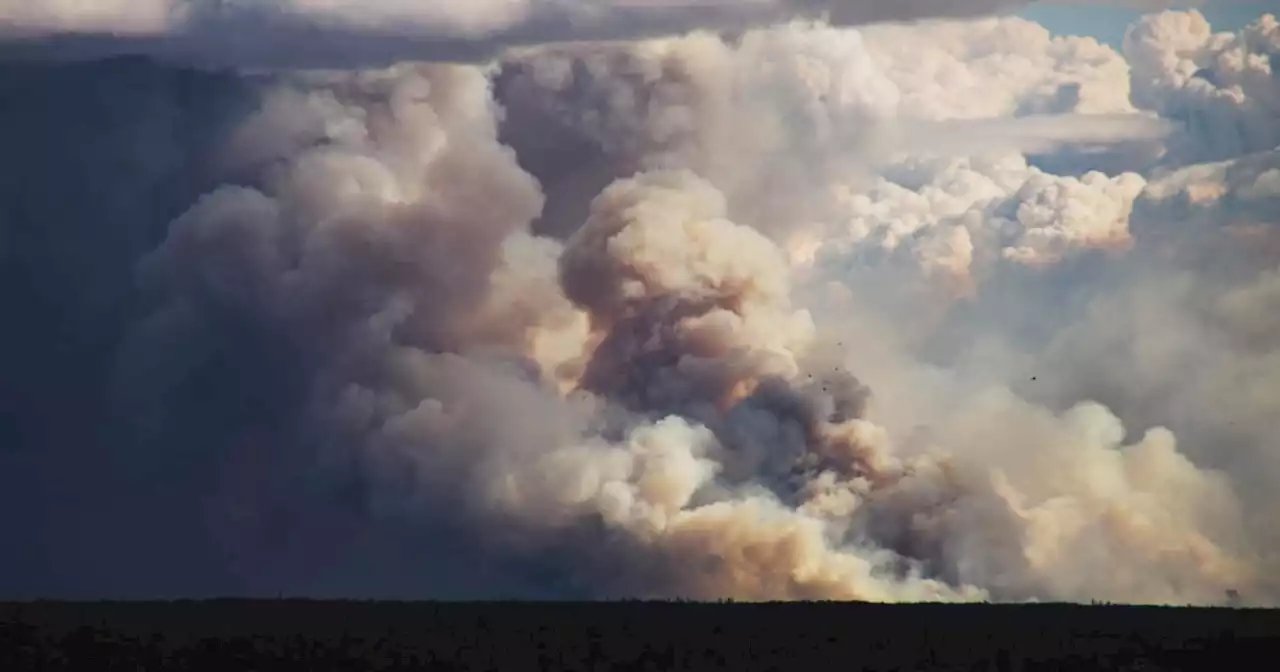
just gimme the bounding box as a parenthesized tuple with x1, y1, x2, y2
(1, 2, 1278, 603)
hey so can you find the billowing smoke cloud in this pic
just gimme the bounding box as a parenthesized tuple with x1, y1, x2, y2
(1124, 8, 1280, 162)
(3, 4, 1280, 604)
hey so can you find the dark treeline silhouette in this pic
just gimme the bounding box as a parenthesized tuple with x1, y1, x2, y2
(1, 600, 1274, 670)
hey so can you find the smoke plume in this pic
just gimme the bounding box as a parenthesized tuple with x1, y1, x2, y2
(2, 3, 1279, 604)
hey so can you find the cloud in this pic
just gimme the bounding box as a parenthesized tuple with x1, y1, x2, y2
(0, 0, 1033, 68)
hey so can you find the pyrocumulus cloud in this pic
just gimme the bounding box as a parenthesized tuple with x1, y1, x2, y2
(1, 2, 1278, 604)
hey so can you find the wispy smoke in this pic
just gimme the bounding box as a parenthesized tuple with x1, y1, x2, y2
(2, 4, 1278, 603)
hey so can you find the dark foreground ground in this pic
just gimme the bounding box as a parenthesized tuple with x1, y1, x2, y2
(2, 600, 1276, 670)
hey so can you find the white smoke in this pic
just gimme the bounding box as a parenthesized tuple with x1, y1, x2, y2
(496, 16, 1171, 284)
(1124, 9, 1280, 163)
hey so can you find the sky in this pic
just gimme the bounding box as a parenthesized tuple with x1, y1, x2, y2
(1, 0, 1279, 605)
(1023, 2, 1278, 45)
